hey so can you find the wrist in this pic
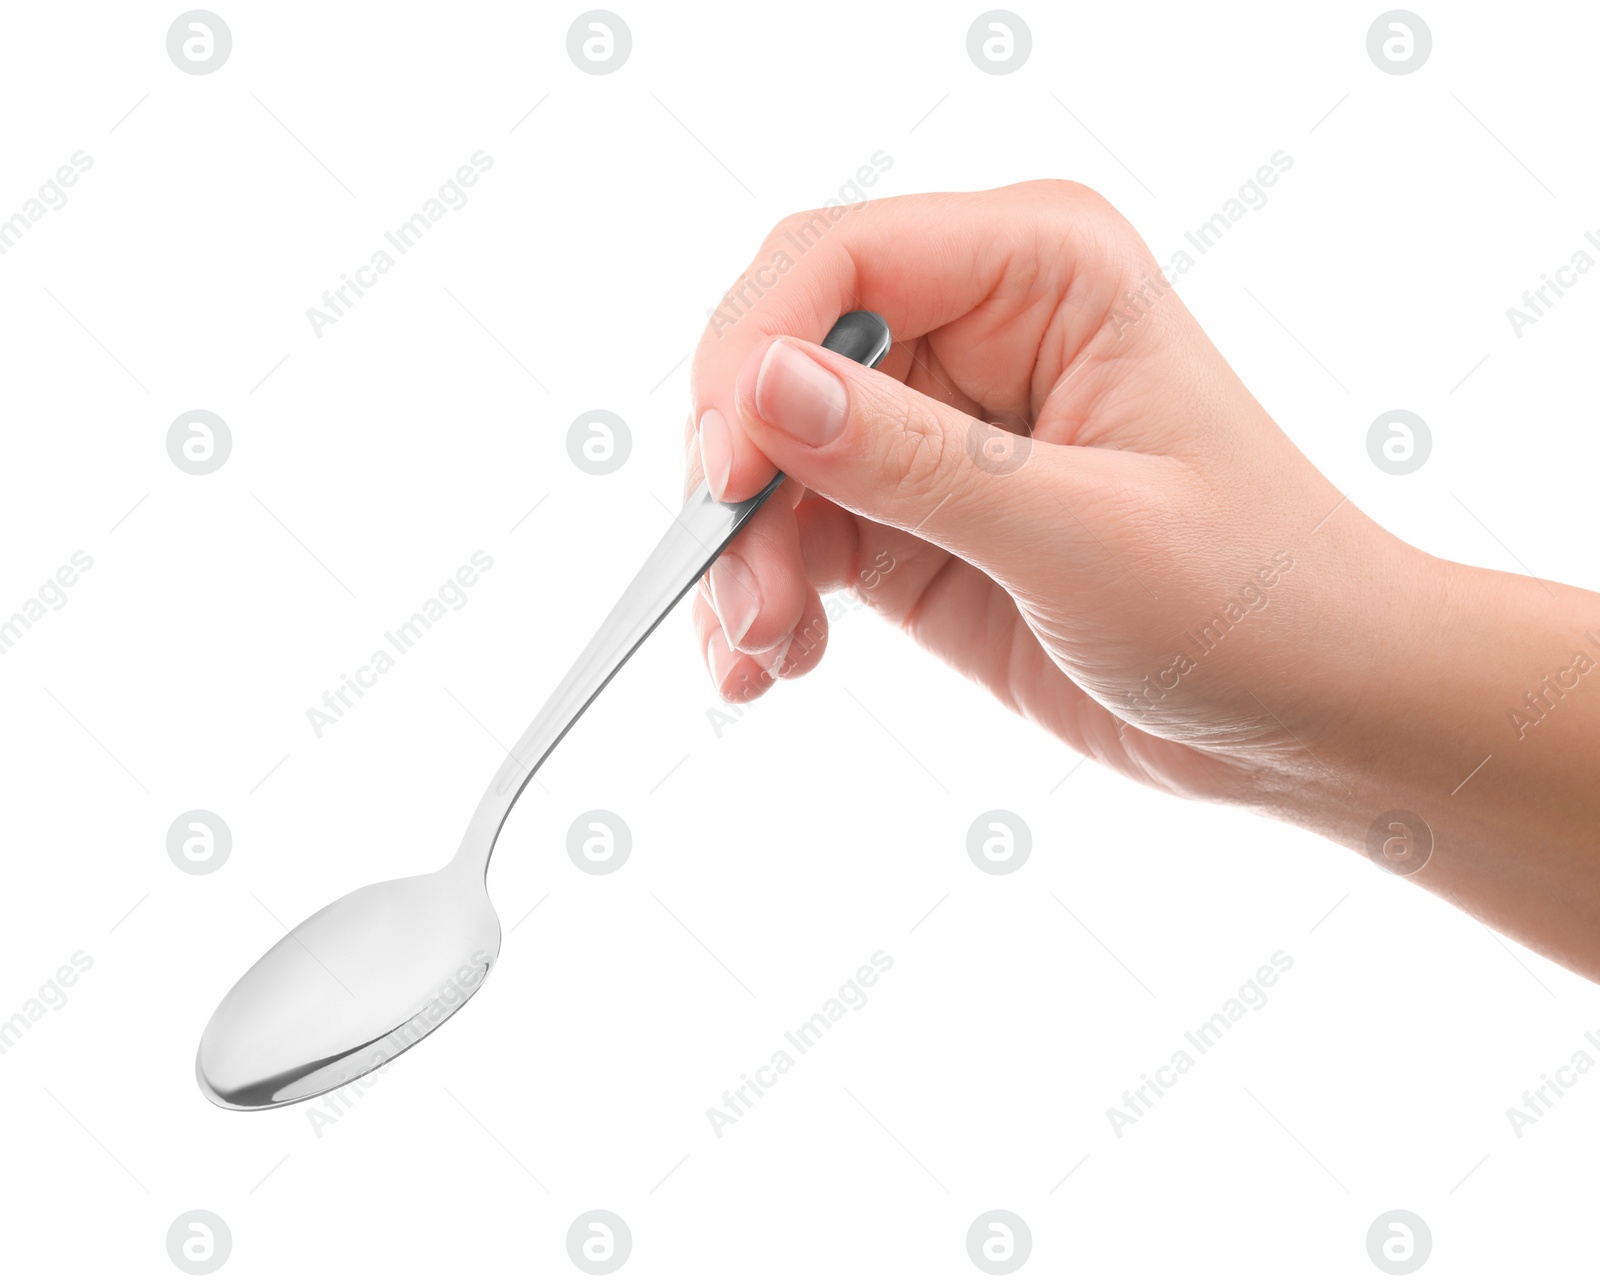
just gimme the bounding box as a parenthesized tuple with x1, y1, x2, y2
(1229, 524, 1449, 839)
(1253, 534, 1600, 881)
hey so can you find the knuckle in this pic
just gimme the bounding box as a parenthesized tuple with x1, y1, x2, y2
(764, 207, 831, 249)
(873, 388, 958, 504)
(1025, 177, 1119, 223)
(1020, 178, 1138, 256)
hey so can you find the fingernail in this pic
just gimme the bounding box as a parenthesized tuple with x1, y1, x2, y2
(699, 408, 732, 501)
(755, 341, 848, 446)
(709, 553, 760, 649)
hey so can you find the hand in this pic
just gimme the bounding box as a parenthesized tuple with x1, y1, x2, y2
(685, 180, 1600, 982)
(685, 181, 1409, 805)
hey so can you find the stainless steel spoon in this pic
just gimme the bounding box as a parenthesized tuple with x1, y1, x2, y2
(196, 311, 892, 1109)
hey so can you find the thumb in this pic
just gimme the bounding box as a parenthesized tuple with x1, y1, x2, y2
(733, 336, 1059, 573)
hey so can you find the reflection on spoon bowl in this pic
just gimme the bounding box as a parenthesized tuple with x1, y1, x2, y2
(196, 864, 499, 1110)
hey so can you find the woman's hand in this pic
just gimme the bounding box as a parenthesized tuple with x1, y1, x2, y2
(685, 180, 1600, 982)
(686, 181, 1411, 806)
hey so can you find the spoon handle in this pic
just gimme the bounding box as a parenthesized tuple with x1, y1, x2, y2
(453, 310, 892, 874)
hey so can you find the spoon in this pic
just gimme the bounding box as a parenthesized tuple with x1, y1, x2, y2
(196, 310, 892, 1109)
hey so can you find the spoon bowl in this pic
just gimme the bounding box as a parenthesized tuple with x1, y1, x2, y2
(197, 864, 498, 1109)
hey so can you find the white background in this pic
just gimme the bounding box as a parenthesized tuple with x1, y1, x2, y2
(3, 0, 1598, 1281)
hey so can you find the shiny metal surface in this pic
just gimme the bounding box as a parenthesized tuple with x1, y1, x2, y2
(196, 864, 497, 1108)
(196, 311, 892, 1109)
